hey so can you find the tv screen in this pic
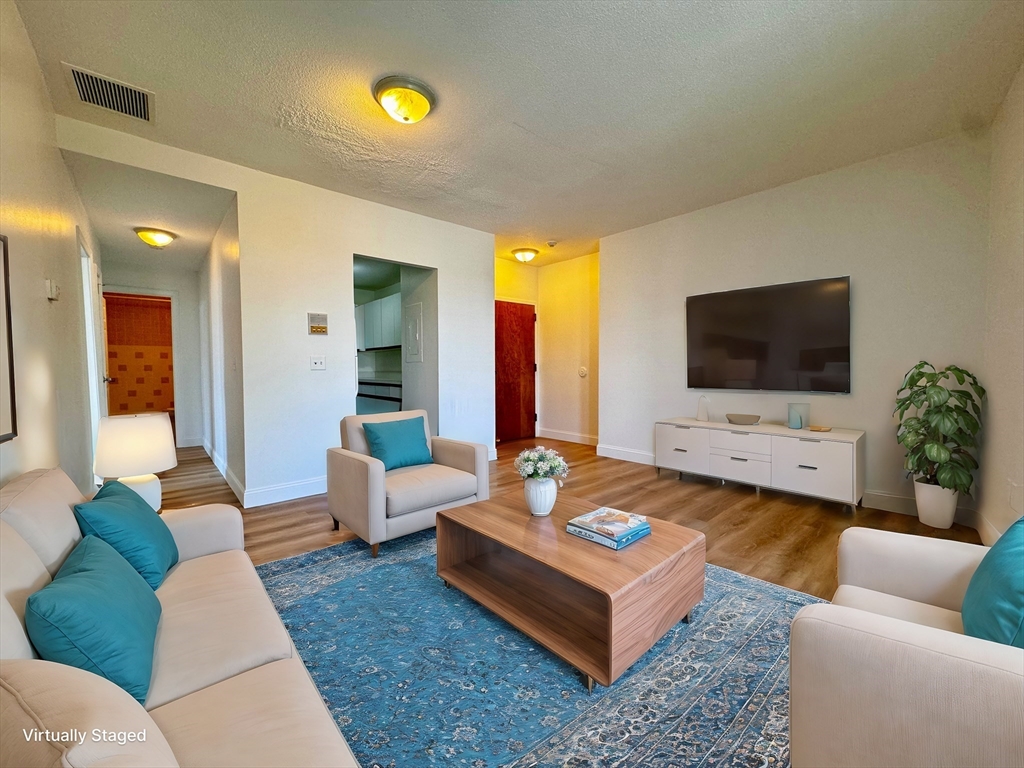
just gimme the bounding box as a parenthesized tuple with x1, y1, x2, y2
(686, 277, 851, 393)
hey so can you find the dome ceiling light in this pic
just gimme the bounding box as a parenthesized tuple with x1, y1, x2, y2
(513, 248, 538, 263)
(373, 76, 436, 124)
(134, 228, 177, 248)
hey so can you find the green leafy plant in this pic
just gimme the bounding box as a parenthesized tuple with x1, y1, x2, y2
(894, 361, 985, 496)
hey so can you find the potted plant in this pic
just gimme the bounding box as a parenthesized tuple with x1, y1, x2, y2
(894, 361, 985, 528)
(514, 446, 569, 517)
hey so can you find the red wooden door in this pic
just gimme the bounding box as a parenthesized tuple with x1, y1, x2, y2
(495, 301, 536, 442)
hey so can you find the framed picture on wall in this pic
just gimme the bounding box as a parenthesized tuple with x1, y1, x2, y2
(0, 234, 17, 443)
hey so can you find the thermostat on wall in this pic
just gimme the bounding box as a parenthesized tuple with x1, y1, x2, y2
(307, 313, 328, 335)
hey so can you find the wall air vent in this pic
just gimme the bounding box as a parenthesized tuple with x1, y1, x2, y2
(62, 63, 154, 122)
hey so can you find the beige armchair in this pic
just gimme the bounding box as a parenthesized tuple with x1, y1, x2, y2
(326, 410, 489, 557)
(790, 527, 1024, 768)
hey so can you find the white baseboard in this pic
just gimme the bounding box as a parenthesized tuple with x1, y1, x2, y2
(538, 428, 598, 446)
(862, 490, 981, 532)
(488, 447, 497, 461)
(176, 436, 204, 448)
(225, 466, 245, 506)
(211, 450, 227, 476)
(596, 443, 655, 465)
(243, 475, 326, 509)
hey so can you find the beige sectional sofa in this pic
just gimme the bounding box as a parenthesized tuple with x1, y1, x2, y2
(0, 468, 358, 768)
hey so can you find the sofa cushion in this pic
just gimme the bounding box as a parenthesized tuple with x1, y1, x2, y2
(146, 549, 292, 709)
(962, 517, 1024, 648)
(832, 584, 964, 634)
(363, 416, 434, 471)
(25, 536, 162, 704)
(341, 408, 432, 456)
(384, 463, 477, 518)
(0, 658, 179, 768)
(0, 520, 51, 659)
(0, 468, 85, 576)
(150, 657, 357, 768)
(74, 481, 179, 589)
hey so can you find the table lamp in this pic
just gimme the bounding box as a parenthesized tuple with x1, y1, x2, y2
(94, 412, 178, 510)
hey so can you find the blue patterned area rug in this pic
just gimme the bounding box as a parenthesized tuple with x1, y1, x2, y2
(256, 531, 821, 767)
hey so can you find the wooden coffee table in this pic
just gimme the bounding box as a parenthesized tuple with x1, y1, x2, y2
(436, 492, 705, 691)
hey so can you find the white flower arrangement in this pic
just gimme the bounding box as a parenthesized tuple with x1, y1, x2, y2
(514, 446, 569, 483)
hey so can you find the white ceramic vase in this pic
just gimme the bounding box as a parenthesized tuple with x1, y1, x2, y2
(914, 478, 958, 529)
(524, 477, 557, 517)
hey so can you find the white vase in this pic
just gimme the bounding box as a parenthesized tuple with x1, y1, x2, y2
(524, 477, 557, 517)
(914, 478, 958, 529)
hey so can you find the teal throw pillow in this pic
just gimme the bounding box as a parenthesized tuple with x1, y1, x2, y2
(962, 517, 1024, 648)
(363, 416, 433, 471)
(25, 535, 162, 704)
(74, 480, 178, 589)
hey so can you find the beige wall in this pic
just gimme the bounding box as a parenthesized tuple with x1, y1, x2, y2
(494, 257, 537, 305)
(599, 134, 991, 518)
(199, 199, 245, 499)
(57, 116, 495, 506)
(0, 1, 100, 490)
(537, 253, 600, 445)
(979, 65, 1024, 543)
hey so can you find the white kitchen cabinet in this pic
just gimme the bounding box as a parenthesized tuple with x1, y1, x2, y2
(364, 300, 382, 349)
(381, 293, 401, 347)
(654, 417, 865, 506)
(355, 304, 366, 351)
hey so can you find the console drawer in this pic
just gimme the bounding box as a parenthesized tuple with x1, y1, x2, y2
(709, 429, 772, 456)
(771, 436, 853, 502)
(655, 424, 710, 475)
(710, 451, 772, 487)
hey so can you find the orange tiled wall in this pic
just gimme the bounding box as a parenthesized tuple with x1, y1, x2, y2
(107, 345, 174, 414)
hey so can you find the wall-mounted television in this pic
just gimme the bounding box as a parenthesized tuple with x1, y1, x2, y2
(686, 276, 851, 393)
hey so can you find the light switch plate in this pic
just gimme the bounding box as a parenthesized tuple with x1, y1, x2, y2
(310, 355, 326, 370)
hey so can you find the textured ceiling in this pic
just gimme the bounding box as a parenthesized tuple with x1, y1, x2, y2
(21, 1, 1024, 266)
(63, 151, 236, 271)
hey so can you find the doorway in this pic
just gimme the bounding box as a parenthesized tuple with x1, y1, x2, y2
(103, 292, 176, 433)
(495, 300, 536, 442)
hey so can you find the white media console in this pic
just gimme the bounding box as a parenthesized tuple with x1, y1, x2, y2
(655, 417, 865, 507)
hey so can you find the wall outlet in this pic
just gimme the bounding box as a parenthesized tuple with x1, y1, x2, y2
(310, 355, 326, 371)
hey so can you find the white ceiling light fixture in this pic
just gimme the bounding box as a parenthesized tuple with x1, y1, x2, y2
(513, 248, 538, 263)
(134, 227, 177, 248)
(373, 75, 436, 124)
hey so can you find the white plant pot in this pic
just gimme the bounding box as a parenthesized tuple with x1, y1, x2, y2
(914, 478, 958, 529)
(524, 477, 558, 517)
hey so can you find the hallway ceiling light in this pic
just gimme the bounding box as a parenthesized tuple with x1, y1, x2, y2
(373, 76, 436, 124)
(134, 228, 177, 248)
(513, 248, 538, 263)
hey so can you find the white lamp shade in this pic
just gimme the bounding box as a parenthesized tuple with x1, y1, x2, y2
(94, 413, 178, 478)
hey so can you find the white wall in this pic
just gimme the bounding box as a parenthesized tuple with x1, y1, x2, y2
(199, 199, 245, 499)
(537, 253, 600, 445)
(979, 65, 1024, 543)
(100, 261, 204, 448)
(57, 117, 495, 507)
(599, 134, 991, 517)
(400, 265, 440, 435)
(0, 0, 101, 491)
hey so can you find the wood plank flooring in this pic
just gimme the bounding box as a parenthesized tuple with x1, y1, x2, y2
(159, 438, 980, 599)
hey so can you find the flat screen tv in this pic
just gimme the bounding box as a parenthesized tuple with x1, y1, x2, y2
(686, 276, 851, 393)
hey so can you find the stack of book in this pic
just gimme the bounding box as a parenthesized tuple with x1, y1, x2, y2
(566, 508, 651, 550)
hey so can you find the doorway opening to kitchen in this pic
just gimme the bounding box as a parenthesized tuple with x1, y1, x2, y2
(353, 256, 438, 433)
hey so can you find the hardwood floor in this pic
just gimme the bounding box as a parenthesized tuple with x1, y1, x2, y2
(159, 438, 980, 599)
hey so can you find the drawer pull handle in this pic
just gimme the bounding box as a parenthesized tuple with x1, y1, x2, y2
(673, 448, 688, 453)
(730, 431, 749, 436)
(798, 464, 818, 471)
(675, 425, 690, 430)
(730, 457, 748, 462)
(799, 438, 821, 443)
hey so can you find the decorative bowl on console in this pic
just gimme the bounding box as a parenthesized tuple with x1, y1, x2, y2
(725, 413, 760, 425)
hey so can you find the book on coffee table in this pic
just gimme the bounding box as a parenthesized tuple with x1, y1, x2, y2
(566, 508, 651, 550)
